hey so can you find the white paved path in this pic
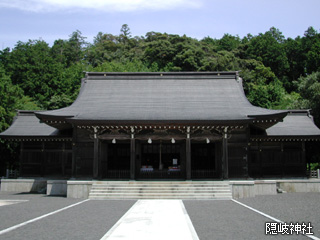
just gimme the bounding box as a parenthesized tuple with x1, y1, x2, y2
(101, 200, 199, 240)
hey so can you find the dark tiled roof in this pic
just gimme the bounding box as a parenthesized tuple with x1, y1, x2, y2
(1, 71, 320, 139)
(266, 111, 320, 137)
(0, 111, 71, 139)
(36, 72, 285, 124)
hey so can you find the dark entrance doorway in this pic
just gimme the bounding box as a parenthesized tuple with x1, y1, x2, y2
(102, 142, 130, 179)
(138, 140, 184, 179)
(191, 143, 218, 178)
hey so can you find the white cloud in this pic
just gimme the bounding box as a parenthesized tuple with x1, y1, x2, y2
(0, 0, 202, 12)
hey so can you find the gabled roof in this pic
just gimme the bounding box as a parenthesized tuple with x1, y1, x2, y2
(266, 111, 320, 137)
(36, 72, 286, 129)
(0, 111, 71, 140)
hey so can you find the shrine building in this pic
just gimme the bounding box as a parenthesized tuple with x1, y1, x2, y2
(1, 72, 320, 180)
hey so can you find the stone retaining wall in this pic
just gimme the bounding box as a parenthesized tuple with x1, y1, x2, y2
(67, 181, 93, 198)
(277, 179, 320, 193)
(0, 179, 47, 193)
(230, 179, 320, 198)
(47, 180, 67, 196)
(1, 179, 320, 199)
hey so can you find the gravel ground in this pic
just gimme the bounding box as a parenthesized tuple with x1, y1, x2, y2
(0, 192, 135, 240)
(184, 199, 309, 240)
(0, 192, 84, 231)
(0, 192, 319, 240)
(238, 193, 320, 238)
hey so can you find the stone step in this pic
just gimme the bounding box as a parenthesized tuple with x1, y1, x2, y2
(90, 192, 229, 196)
(90, 186, 231, 190)
(92, 182, 230, 185)
(93, 181, 228, 184)
(89, 194, 232, 200)
(90, 196, 231, 200)
(91, 184, 229, 188)
(89, 181, 231, 200)
(89, 193, 232, 198)
(91, 191, 230, 195)
(93, 183, 229, 187)
(90, 187, 230, 191)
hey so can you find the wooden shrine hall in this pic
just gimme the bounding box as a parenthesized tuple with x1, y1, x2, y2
(1, 72, 320, 180)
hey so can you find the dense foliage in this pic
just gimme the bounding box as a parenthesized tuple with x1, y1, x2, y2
(1, 25, 320, 174)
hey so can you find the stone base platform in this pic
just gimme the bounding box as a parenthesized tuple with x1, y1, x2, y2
(1, 179, 320, 199)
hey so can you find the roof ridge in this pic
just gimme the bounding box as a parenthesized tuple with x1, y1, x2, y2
(84, 71, 239, 79)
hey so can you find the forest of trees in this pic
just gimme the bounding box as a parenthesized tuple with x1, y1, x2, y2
(1, 24, 320, 172)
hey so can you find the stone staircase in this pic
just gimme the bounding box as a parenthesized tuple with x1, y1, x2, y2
(89, 181, 232, 200)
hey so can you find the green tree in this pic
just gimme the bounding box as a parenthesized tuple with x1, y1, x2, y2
(295, 72, 320, 126)
(65, 30, 88, 65)
(302, 27, 320, 74)
(241, 63, 291, 109)
(284, 37, 305, 87)
(143, 32, 176, 70)
(0, 66, 39, 175)
(93, 59, 158, 72)
(245, 27, 289, 85)
(120, 24, 132, 39)
(217, 34, 241, 51)
(5, 40, 59, 105)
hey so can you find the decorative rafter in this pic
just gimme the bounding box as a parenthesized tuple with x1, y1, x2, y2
(78, 124, 246, 141)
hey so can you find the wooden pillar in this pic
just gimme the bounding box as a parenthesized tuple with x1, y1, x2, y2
(222, 127, 229, 179)
(258, 142, 262, 178)
(93, 127, 100, 179)
(130, 127, 135, 180)
(100, 141, 108, 178)
(186, 127, 191, 180)
(221, 141, 224, 179)
(280, 142, 284, 178)
(41, 142, 45, 177)
(20, 142, 24, 177)
(71, 128, 77, 178)
(62, 142, 66, 176)
(245, 126, 249, 179)
(302, 141, 306, 177)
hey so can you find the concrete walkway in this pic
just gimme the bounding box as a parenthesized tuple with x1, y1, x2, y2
(0, 192, 320, 239)
(101, 200, 199, 240)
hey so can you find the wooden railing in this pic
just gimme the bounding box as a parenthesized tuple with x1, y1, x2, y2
(105, 170, 130, 179)
(139, 170, 182, 179)
(191, 170, 216, 179)
(308, 169, 319, 178)
(5, 169, 19, 179)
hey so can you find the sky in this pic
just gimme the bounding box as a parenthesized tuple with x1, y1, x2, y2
(1, 0, 320, 50)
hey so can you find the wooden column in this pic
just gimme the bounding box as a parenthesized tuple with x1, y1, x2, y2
(71, 128, 77, 178)
(41, 142, 45, 177)
(100, 141, 108, 178)
(62, 142, 66, 176)
(280, 142, 284, 178)
(302, 141, 306, 177)
(245, 126, 249, 179)
(258, 142, 262, 178)
(222, 127, 229, 179)
(186, 127, 191, 180)
(93, 127, 100, 179)
(20, 142, 24, 177)
(130, 127, 135, 180)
